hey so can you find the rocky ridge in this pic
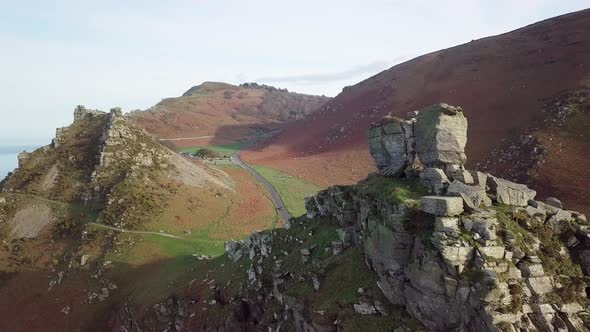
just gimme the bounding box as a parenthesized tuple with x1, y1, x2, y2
(361, 103, 590, 330)
(231, 104, 590, 331)
(130, 82, 331, 144)
(113, 103, 589, 331)
(0, 106, 235, 331)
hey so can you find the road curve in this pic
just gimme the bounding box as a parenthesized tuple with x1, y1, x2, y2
(231, 153, 291, 223)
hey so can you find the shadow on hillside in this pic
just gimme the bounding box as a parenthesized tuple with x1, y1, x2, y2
(0, 253, 250, 332)
(210, 123, 287, 151)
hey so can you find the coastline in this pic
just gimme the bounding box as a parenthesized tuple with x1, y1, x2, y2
(0, 145, 41, 180)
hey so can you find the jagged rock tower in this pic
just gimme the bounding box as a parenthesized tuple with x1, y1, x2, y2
(362, 104, 590, 330)
(369, 103, 470, 181)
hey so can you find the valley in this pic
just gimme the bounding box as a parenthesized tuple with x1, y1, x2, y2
(1, 7, 590, 332)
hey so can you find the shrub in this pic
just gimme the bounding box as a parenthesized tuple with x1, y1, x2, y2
(194, 148, 220, 159)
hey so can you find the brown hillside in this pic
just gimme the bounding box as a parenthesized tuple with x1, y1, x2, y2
(243, 8, 590, 213)
(130, 82, 330, 145)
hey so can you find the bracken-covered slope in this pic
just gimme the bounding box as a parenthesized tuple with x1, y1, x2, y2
(0, 106, 279, 331)
(242, 8, 590, 213)
(130, 82, 330, 147)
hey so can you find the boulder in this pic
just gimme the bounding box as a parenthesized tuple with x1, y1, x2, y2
(517, 261, 545, 277)
(446, 180, 491, 210)
(487, 176, 536, 206)
(469, 171, 488, 190)
(353, 302, 378, 315)
(453, 170, 474, 184)
(468, 218, 498, 242)
(420, 196, 464, 216)
(478, 246, 505, 259)
(528, 200, 560, 215)
(415, 104, 467, 169)
(545, 197, 563, 209)
(438, 246, 474, 268)
(434, 217, 459, 237)
(80, 255, 91, 266)
(224, 241, 244, 262)
(546, 209, 573, 233)
(419, 168, 449, 195)
(525, 205, 546, 219)
(525, 276, 553, 296)
(368, 117, 415, 177)
(110, 107, 123, 117)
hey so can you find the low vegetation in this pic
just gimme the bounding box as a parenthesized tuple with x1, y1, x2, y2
(177, 142, 245, 157)
(249, 164, 323, 216)
(193, 148, 220, 159)
(357, 174, 426, 206)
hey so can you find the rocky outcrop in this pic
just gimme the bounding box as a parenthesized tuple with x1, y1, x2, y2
(303, 177, 589, 331)
(347, 104, 590, 330)
(414, 104, 467, 170)
(368, 116, 416, 177)
(369, 103, 468, 180)
(487, 175, 537, 207)
(82, 107, 169, 205)
(73, 105, 105, 122)
(118, 102, 588, 332)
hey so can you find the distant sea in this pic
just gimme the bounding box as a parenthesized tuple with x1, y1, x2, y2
(0, 145, 42, 180)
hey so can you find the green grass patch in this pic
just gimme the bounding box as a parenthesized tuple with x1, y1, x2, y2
(177, 142, 246, 157)
(494, 205, 535, 254)
(312, 247, 379, 309)
(249, 164, 323, 217)
(143, 233, 225, 258)
(356, 175, 426, 206)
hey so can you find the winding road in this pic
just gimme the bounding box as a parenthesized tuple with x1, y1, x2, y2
(159, 135, 292, 223)
(231, 153, 291, 223)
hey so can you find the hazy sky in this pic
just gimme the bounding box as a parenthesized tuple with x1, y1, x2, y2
(1, 0, 588, 145)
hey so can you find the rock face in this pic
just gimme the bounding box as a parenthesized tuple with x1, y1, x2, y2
(368, 116, 416, 177)
(369, 103, 468, 180)
(303, 180, 590, 331)
(487, 176, 537, 207)
(420, 196, 464, 216)
(360, 103, 590, 331)
(414, 103, 468, 169)
(118, 101, 588, 332)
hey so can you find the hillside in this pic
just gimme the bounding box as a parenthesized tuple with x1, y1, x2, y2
(107, 104, 590, 331)
(130, 82, 330, 148)
(0, 106, 281, 331)
(242, 8, 590, 213)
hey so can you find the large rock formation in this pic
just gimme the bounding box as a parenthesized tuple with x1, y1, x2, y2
(415, 103, 467, 170)
(368, 116, 416, 177)
(363, 103, 590, 330)
(108, 102, 589, 332)
(370, 103, 469, 181)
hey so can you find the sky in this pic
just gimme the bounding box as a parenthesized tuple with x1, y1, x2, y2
(0, 0, 588, 146)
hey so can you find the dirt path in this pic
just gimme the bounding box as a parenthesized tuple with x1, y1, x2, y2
(89, 222, 184, 239)
(4, 193, 70, 207)
(231, 153, 291, 222)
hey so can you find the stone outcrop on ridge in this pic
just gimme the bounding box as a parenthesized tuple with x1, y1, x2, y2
(120, 102, 589, 331)
(369, 103, 468, 180)
(368, 115, 416, 177)
(235, 102, 589, 331)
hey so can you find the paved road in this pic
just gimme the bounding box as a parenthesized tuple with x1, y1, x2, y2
(231, 153, 291, 223)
